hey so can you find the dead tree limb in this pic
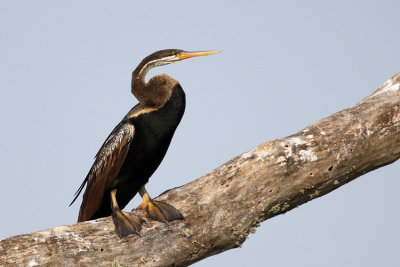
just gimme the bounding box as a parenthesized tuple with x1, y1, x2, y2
(1, 73, 400, 267)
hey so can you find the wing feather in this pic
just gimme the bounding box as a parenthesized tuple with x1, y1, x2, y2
(73, 122, 135, 222)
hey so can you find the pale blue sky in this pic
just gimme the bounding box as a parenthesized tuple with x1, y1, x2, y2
(1, 1, 399, 266)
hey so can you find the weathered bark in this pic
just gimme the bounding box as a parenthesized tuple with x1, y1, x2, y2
(1, 73, 400, 267)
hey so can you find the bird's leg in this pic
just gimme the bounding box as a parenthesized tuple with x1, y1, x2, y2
(136, 186, 184, 223)
(110, 189, 143, 238)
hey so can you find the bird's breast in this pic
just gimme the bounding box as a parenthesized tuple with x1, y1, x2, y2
(125, 84, 185, 170)
(108, 85, 185, 204)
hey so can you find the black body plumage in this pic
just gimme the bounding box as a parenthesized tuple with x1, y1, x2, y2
(91, 84, 185, 219)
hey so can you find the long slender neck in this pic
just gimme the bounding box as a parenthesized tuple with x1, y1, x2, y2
(131, 60, 177, 108)
(131, 59, 153, 95)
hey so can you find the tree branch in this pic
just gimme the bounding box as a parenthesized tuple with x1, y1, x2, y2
(1, 73, 400, 267)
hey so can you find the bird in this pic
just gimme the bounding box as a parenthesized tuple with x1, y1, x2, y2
(70, 49, 220, 237)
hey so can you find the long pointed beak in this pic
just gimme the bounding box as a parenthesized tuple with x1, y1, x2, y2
(178, 50, 222, 60)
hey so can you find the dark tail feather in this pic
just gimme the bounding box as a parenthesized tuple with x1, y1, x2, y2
(69, 176, 88, 206)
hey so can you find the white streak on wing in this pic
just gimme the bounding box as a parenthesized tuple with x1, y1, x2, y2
(92, 124, 135, 174)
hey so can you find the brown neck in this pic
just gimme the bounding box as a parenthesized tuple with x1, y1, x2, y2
(131, 70, 177, 108)
(131, 53, 180, 108)
(131, 59, 150, 97)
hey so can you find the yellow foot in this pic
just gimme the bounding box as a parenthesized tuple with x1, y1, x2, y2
(112, 210, 143, 238)
(137, 199, 184, 223)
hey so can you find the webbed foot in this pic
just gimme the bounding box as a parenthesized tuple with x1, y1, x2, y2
(111, 189, 144, 237)
(135, 186, 184, 223)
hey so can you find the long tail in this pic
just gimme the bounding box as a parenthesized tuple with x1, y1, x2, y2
(69, 175, 88, 206)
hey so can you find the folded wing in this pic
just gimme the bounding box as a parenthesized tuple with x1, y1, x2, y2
(71, 122, 135, 222)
